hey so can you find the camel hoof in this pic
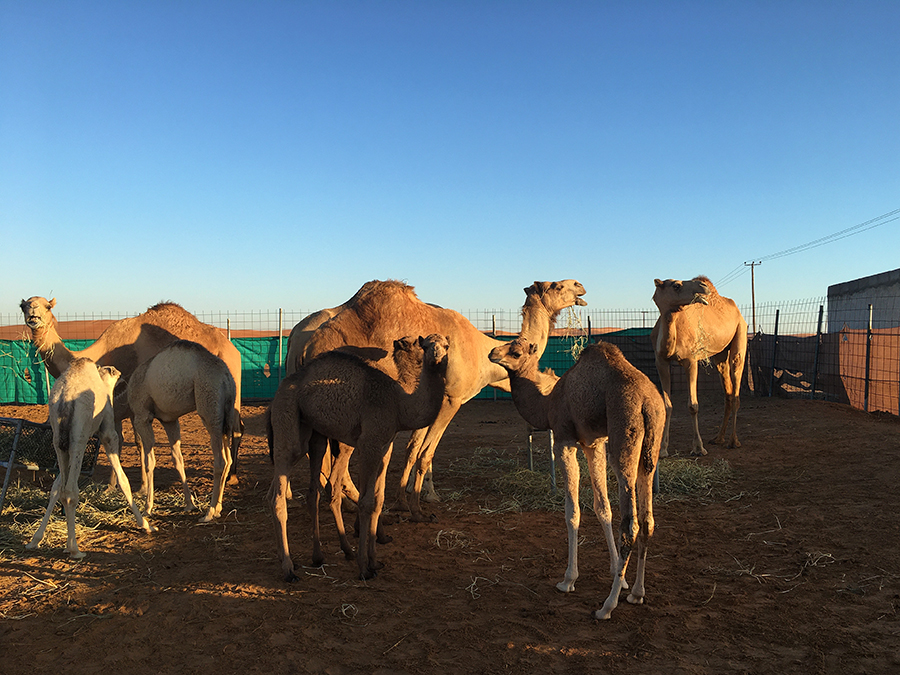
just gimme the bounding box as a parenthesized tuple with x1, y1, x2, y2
(626, 593, 644, 605)
(592, 609, 612, 621)
(144, 523, 158, 534)
(556, 581, 575, 593)
(691, 448, 708, 457)
(227, 473, 239, 487)
(283, 568, 299, 583)
(376, 533, 393, 545)
(359, 569, 377, 580)
(421, 491, 441, 504)
(68, 551, 87, 560)
(343, 549, 355, 560)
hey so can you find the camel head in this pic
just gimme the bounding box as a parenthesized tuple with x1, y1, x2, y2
(20, 296, 57, 330)
(488, 337, 538, 374)
(418, 334, 450, 369)
(97, 365, 122, 399)
(525, 280, 587, 313)
(652, 278, 710, 313)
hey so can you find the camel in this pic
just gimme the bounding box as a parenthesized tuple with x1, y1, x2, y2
(121, 340, 240, 522)
(303, 278, 587, 521)
(267, 333, 451, 582)
(650, 276, 748, 456)
(19, 297, 244, 482)
(25, 358, 154, 558)
(489, 337, 664, 620)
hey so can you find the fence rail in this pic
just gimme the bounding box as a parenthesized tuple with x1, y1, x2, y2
(4, 296, 900, 416)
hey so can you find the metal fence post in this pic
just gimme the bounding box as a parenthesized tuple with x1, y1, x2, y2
(278, 308, 284, 384)
(864, 304, 873, 413)
(811, 304, 824, 398)
(769, 309, 780, 397)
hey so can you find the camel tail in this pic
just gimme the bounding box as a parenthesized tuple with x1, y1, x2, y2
(56, 401, 74, 454)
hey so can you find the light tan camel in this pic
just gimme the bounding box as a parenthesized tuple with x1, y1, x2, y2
(20, 297, 244, 481)
(25, 358, 154, 558)
(489, 338, 664, 620)
(650, 276, 747, 456)
(122, 340, 240, 522)
(267, 333, 451, 582)
(303, 279, 587, 521)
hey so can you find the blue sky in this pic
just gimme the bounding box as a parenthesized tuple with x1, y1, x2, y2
(2, 1, 898, 317)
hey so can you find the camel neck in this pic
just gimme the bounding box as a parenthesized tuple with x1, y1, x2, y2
(402, 359, 447, 430)
(519, 300, 555, 352)
(507, 365, 551, 431)
(29, 322, 73, 378)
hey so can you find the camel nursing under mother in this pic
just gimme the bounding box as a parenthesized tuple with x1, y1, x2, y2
(300, 278, 588, 522)
(19, 297, 245, 482)
(650, 276, 748, 456)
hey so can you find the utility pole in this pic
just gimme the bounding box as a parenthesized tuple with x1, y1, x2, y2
(744, 261, 761, 333)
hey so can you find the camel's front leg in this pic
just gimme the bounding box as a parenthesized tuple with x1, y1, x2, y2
(326, 441, 357, 559)
(160, 419, 197, 511)
(408, 400, 460, 522)
(394, 426, 427, 512)
(681, 358, 707, 456)
(556, 443, 582, 593)
(102, 428, 156, 534)
(356, 441, 393, 579)
(711, 343, 744, 449)
(654, 354, 673, 458)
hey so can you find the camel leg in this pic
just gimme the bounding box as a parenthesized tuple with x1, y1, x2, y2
(654, 355, 673, 458)
(25, 471, 63, 551)
(712, 341, 745, 449)
(160, 419, 198, 512)
(60, 444, 87, 559)
(268, 472, 296, 582)
(680, 358, 706, 456)
(394, 426, 428, 512)
(407, 400, 461, 522)
(131, 414, 158, 516)
(199, 428, 232, 523)
(595, 463, 639, 620)
(556, 442, 582, 593)
(581, 440, 625, 587)
(102, 425, 156, 534)
(626, 460, 656, 608)
(357, 441, 393, 579)
(307, 433, 328, 566)
(327, 441, 356, 559)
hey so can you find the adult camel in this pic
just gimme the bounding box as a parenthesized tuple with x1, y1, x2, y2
(650, 276, 747, 456)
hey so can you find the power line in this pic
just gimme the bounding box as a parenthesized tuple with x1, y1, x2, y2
(718, 208, 900, 288)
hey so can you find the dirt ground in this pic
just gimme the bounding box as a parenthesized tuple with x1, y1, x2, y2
(1, 393, 899, 675)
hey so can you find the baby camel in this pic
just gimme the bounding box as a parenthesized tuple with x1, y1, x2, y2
(123, 340, 240, 523)
(26, 358, 154, 558)
(489, 338, 664, 620)
(267, 334, 450, 582)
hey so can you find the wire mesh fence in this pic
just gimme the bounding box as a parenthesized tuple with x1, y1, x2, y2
(3, 294, 900, 415)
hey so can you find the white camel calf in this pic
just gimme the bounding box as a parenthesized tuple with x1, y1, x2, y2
(26, 358, 153, 558)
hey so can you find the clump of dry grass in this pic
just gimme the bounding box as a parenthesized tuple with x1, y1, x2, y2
(0, 480, 192, 560)
(456, 447, 734, 513)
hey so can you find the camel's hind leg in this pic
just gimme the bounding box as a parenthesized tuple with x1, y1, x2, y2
(25, 471, 63, 551)
(626, 461, 655, 608)
(712, 339, 745, 449)
(200, 423, 232, 523)
(654, 355, 673, 458)
(356, 441, 393, 580)
(394, 426, 427, 512)
(307, 433, 328, 566)
(326, 441, 356, 560)
(407, 400, 461, 521)
(581, 439, 626, 589)
(160, 419, 198, 512)
(555, 442, 583, 593)
(102, 424, 156, 534)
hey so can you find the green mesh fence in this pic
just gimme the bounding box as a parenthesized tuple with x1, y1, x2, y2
(1, 335, 593, 405)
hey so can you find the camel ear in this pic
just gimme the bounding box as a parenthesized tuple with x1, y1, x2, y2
(654, 279, 663, 287)
(49, 298, 56, 309)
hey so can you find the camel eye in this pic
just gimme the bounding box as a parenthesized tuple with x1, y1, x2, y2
(673, 282, 681, 290)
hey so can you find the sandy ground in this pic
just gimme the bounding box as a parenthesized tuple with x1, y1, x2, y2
(1, 394, 899, 675)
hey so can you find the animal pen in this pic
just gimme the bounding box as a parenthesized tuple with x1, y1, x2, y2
(2, 295, 900, 415)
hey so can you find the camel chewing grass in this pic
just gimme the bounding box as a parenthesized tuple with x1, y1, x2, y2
(651, 276, 747, 456)
(267, 334, 451, 581)
(489, 338, 664, 620)
(25, 358, 154, 559)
